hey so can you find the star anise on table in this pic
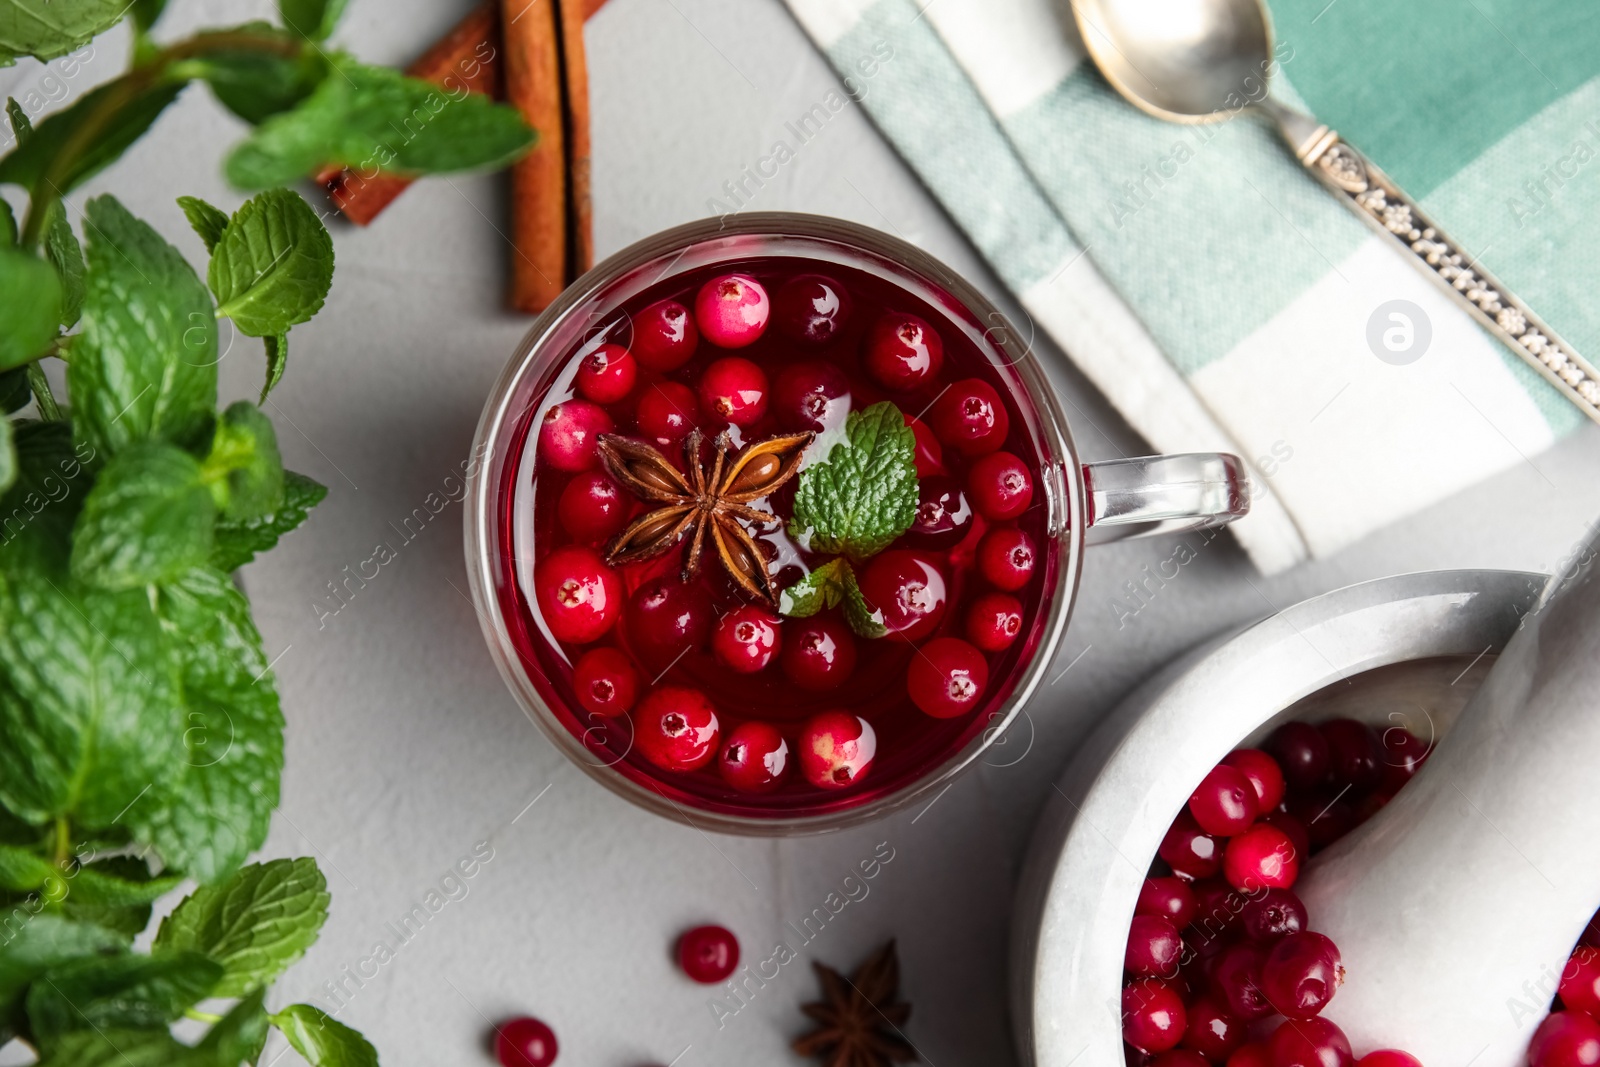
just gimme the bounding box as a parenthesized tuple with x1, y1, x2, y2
(596, 427, 813, 606)
(793, 940, 917, 1067)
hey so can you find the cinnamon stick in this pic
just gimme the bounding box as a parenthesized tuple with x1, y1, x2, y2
(555, 0, 593, 278)
(502, 0, 567, 312)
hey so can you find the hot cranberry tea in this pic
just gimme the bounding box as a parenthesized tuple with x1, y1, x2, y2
(493, 255, 1056, 818)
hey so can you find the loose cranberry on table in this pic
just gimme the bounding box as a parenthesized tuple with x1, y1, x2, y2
(1260, 931, 1342, 1020)
(863, 311, 944, 390)
(976, 525, 1035, 591)
(636, 381, 702, 444)
(534, 546, 622, 644)
(773, 274, 850, 344)
(1210, 942, 1272, 1021)
(1562, 947, 1600, 1019)
(1125, 914, 1183, 978)
(797, 711, 876, 788)
(1268, 1017, 1353, 1067)
(905, 413, 944, 477)
(698, 357, 769, 427)
(905, 477, 974, 549)
(1239, 886, 1308, 943)
(1222, 748, 1286, 812)
(1181, 995, 1246, 1062)
(558, 471, 629, 542)
(1319, 718, 1383, 794)
(571, 648, 638, 717)
(634, 686, 720, 772)
(907, 637, 989, 719)
(1531, 1013, 1600, 1067)
(1123, 979, 1187, 1054)
(631, 298, 699, 371)
(695, 273, 769, 348)
(718, 721, 789, 792)
(497, 1016, 558, 1067)
(966, 592, 1023, 652)
(857, 550, 948, 642)
(676, 924, 740, 983)
(1189, 764, 1259, 837)
(626, 577, 713, 668)
(539, 399, 614, 471)
(780, 616, 857, 690)
(1158, 811, 1221, 880)
(1223, 823, 1299, 892)
(1355, 1053, 1424, 1067)
(574, 343, 637, 404)
(773, 360, 851, 433)
(928, 377, 1009, 456)
(712, 605, 782, 673)
(1137, 876, 1198, 930)
(967, 451, 1034, 521)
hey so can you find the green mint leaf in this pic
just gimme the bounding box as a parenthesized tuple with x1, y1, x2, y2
(0, 420, 95, 553)
(57, 901, 154, 944)
(199, 987, 270, 1064)
(156, 858, 328, 997)
(177, 195, 230, 254)
(5, 97, 29, 143)
(0, 247, 62, 371)
(43, 204, 85, 328)
(202, 401, 285, 520)
(33, 1029, 195, 1067)
(211, 469, 326, 572)
(135, 566, 284, 882)
(789, 401, 918, 562)
(262, 332, 288, 402)
(0, 368, 29, 413)
(70, 442, 216, 589)
(0, 566, 184, 828)
(194, 28, 327, 126)
(0, 196, 14, 245)
(0, 915, 125, 1039)
(68, 856, 184, 907)
(777, 557, 888, 639)
(0, 417, 13, 495)
(25, 951, 221, 1043)
(69, 195, 217, 457)
(280, 0, 348, 41)
(225, 59, 534, 189)
(208, 188, 334, 338)
(131, 0, 168, 33)
(0, 1, 130, 65)
(0, 82, 184, 193)
(271, 1003, 379, 1067)
(0, 842, 60, 894)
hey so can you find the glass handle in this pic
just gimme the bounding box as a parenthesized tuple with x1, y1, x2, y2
(1082, 453, 1250, 543)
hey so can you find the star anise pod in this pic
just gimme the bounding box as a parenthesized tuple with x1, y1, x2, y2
(793, 940, 917, 1067)
(596, 427, 813, 606)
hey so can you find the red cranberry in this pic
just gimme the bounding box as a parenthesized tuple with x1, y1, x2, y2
(905, 477, 974, 549)
(976, 526, 1036, 591)
(1181, 995, 1246, 1062)
(1266, 722, 1330, 791)
(497, 1016, 558, 1067)
(634, 686, 720, 772)
(574, 343, 637, 404)
(534, 546, 622, 644)
(966, 592, 1023, 652)
(712, 605, 782, 673)
(967, 451, 1033, 521)
(1158, 811, 1222, 880)
(907, 637, 988, 719)
(1122, 979, 1186, 1054)
(797, 711, 875, 788)
(1137, 877, 1198, 930)
(539, 400, 614, 471)
(1586, 909, 1600, 949)
(1318, 718, 1382, 794)
(905, 414, 943, 477)
(632, 299, 699, 371)
(772, 360, 850, 433)
(1531, 1014, 1600, 1067)
(677, 924, 740, 983)
(1267, 1017, 1353, 1067)
(695, 274, 769, 348)
(717, 721, 788, 792)
(571, 647, 638, 717)
(1126, 914, 1184, 979)
(1260, 809, 1311, 860)
(857, 550, 947, 643)
(1227, 1043, 1273, 1067)
(1285, 793, 1357, 852)
(626, 577, 712, 668)
(1239, 887, 1307, 944)
(929, 377, 1009, 456)
(1189, 764, 1260, 837)
(698, 357, 769, 427)
(1563, 948, 1600, 1020)
(1377, 725, 1430, 794)
(1222, 748, 1286, 812)
(1261, 932, 1342, 1019)
(863, 312, 943, 390)
(780, 617, 857, 690)
(773, 275, 849, 344)
(1223, 824, 1299, 892)
(636, 381, 702, 444)
(1210, 943, 1273, 1021)
(1355, 1053, 1423, 1067)
(558, 471, 629, 542)
(1151, 1053, 1209, 1067)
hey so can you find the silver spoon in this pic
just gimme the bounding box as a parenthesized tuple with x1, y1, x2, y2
(1070, 0, 1600, 427)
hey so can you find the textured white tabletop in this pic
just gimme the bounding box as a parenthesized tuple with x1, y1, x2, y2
(8, 1, 1600, 1064)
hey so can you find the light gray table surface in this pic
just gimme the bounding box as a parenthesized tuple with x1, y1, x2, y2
(5, 1, 1600, 1064)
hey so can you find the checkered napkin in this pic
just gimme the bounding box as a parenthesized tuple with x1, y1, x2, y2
(781, 0, 1597, 572)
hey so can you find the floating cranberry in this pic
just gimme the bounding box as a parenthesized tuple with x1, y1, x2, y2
(1181, 995, 1245, 1062)
(497, 1016, 559, 1067)
(1563, 948, 1600, 1020)
(1377, 725, 1430, 794)
(626, 577, 713, 668)
(1222, 748, 1286, 812)
(1319, 718, 1382, 795)
(634, 686, 720, 772)
(773, 360, 850, 432)
(636, 381, 702, 443)
(966, 592, 1023, 652)
(1223, 824, 1299, 892)
(864, 312, 943, 390)
(558, 470, 629, 542)
(780, 616, 858, 690)
(539, 400, 614, 471)
(1267, 1017, 1353, 1067)
(1189, 764, 1259, 837)
(712, 605, 782, 673)
(1239, 887, 1307, 944)
(797, 711, 875, 788)
(698, 357, 769, 427)
(695, 274, 769, 348)
(905, 414, 944, 477)
(1266, 722, 1329, 791)
(1210, 943, 1273, 1021)
(1531, 1013, 1600, 1067)
(905, 477, 974, 549)
(967, 451, 1033, 521)
(571, 647, 638, 717)
(1125, 914, 1183, 979)
(774, 275, 850, 344)
(1122, 980, 1186, 1054)
(718, 721, 789, 792)
(1226, 1044, 1273, 1067)
(929, 377, 1009, 456)
(632, 298, 699, 371)
(1158, 811, 1221, 880)
(907, 637, 988, 719)
(1355, 1053, 1424, 1067)
(857, 550, 947, 643)
(1260, 809, 1311, 860)
(976, 526, 1036, 591)
(1261, 932, 1342, 1020)
(574, 343, 637, 404)
(1137, 877, 1198, 930)
(677, 924, 740, 983)
(534, 546, 622, 643)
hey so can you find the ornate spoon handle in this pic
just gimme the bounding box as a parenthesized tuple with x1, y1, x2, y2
(1272, 107, 1600, 426)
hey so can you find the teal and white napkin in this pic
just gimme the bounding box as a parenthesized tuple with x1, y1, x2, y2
(782, 0, 1597, 572)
